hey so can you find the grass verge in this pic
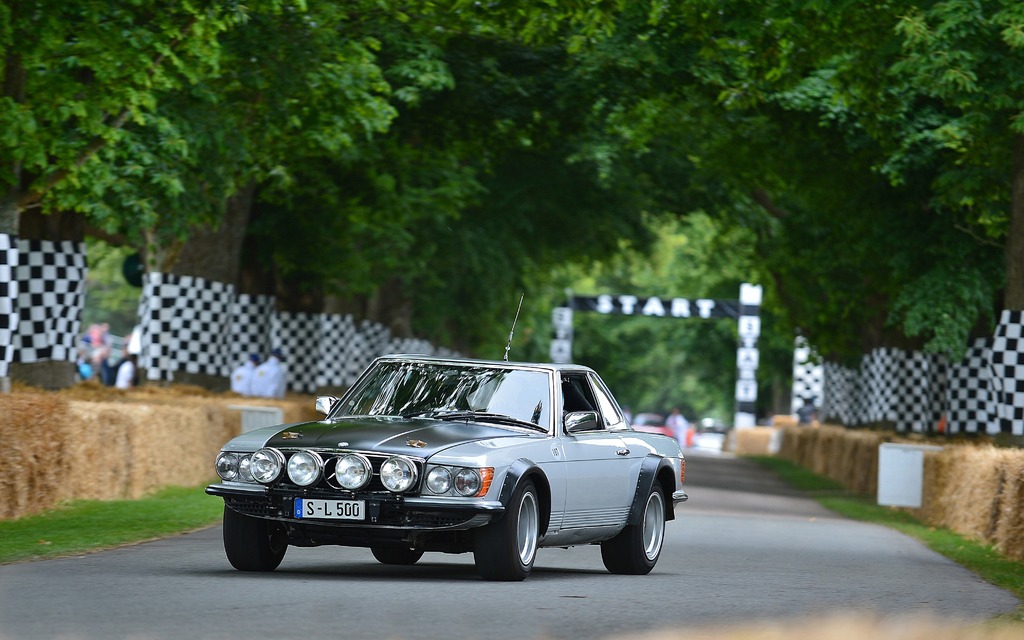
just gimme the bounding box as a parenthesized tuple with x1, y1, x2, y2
(0, 484, 221, 565)
(746, 455, 1024, 623)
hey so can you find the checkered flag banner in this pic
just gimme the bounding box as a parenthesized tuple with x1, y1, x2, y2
(138, 272, 235, 381)
(0, 234, 18, 378)
(813, 338, 1017, 435)
(13, 239, 86, 365)
(791, 336, 822, 413)
(230, 294, 274, 370)
(316, 314, 358, 389)
(275, 311, 322, 394)
(948, 337, 998, 435)
(990, 310, 1024, 436)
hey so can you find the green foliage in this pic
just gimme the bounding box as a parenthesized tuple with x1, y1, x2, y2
(0, 0, 277, 224)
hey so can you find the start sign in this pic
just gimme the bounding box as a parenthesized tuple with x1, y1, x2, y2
(571, 294, 741, 319)
(555, 283, 763, 429)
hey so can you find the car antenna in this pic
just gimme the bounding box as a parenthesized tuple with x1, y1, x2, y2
(503, 293, 525, 362)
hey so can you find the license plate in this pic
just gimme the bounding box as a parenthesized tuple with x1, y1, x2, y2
(295, 498, 365, 520)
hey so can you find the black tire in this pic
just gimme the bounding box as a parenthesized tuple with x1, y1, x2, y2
(222, 505, 288, 571)
(473, 480, 540, 581)
(371, 546, 424, 565)
(601, 485, 666, 575)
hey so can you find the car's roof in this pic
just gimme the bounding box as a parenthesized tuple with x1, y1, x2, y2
(376, 353, 597, 375)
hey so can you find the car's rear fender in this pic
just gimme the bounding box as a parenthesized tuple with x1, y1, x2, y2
(497, 458, 551, 535)
(627, 455, 679, 524)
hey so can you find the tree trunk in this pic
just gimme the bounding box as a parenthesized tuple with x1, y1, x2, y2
(0, 192, 17, 238)
(1006, 133, 1024, 311)
(366, 277, 413, 338)
(164, 184, 255, 390)
(169, 183, 254, 284)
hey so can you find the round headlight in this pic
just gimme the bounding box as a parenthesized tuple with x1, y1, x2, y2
(238, 455, 254, 483)
(454, 468, 483, 496)
(287, 451, 323, 487)
(425, 467, 452, 494)
(380, 456, 418, 493)
(250, 448, 285, 484)
(333, 454, 372, 490)
(216, 452, 239, 481)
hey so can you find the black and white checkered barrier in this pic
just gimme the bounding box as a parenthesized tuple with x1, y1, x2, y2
(813, 324, 1024, 436)
(137, 272, 454, 393)
(230, 293, 275, 370)
(0, 234, 17, 378)
(13, 239, 86, 365)
(791, 336, 822, 413)
(137, 272, 233, 381)
(947, 338, 997, 434)
(990, 310, 1024, 435)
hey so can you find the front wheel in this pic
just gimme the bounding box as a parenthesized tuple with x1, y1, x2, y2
(601, 485, 665, 575)
(473, 480, 540, 581)
(371, 546, 424, 565)
(222, 505, 288, 571)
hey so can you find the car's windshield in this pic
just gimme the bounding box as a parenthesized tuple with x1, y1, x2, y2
(340, 361, 552, 431)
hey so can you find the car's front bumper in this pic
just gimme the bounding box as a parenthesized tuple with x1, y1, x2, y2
(672, 489, 688, 505)
(206, 483, 504, 531)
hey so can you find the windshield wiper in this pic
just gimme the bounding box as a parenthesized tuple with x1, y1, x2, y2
(429, 410, 549, 433)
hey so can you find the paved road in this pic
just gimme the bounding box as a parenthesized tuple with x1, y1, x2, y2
(0, 452, 1018, 639)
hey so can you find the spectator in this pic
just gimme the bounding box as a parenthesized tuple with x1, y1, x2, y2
(797, 398, 817, 425)
(231, 353, 261, 396)
(115, 353, 138, 389)
(666, 407, 690, 448)
(252, 348, 287, 398)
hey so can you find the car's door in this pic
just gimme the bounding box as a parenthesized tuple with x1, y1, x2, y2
(556, 372, 633, 534)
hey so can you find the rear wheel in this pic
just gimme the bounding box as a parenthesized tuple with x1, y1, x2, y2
(473, 480, 539, 581)
(371, 546, 424, 565)
(601, 485, 665, 575)
(222, 505, 288, 571)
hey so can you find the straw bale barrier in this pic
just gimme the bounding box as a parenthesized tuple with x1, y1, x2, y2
(1, 383, 317, 521)
(732, 426, 778, 456)
(776, 425, 1024, 561)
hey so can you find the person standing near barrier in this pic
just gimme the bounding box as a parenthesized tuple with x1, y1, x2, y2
(115, 353, 137, 389)
(231, 354, 260, 396)
(252, 348, 287, 398)
(666, 407, 690, 448)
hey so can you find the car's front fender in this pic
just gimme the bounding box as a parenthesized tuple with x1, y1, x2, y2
(497, 458, 551, 535)
(627, 455, 684, 524)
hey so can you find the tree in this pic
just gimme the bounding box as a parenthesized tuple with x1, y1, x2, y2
(0, 0, 266, 233)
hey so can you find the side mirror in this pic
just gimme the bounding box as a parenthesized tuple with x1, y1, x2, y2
(564, 410, 600, 433)
(315, 395, 339, 416)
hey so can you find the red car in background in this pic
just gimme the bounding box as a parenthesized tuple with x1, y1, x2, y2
(630, 412, 674, 438)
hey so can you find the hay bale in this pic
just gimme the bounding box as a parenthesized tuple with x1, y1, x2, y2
(0, 383, 319, 521)
(991, 451, 1024, 560)
(0, 393, 71, 519)
(933, 446, 1005, 540)
(733, 427, 777, 456)
(772, 414, 798, 428)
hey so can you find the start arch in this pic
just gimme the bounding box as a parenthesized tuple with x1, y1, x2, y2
(550, 283, 762, 429)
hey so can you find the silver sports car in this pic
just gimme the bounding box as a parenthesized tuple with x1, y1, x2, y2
(207, 354, 687, 581)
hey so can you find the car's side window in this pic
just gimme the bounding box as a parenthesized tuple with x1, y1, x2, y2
(561, 373, 599, 418)
(589, 374, 625, 429)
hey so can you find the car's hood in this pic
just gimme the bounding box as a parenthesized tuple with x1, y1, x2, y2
(252, 416, 534, 457)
